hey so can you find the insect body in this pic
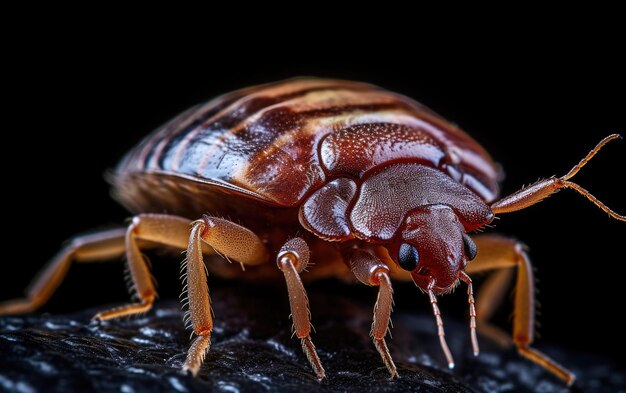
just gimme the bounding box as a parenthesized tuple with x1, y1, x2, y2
(1, 78, 624, 385)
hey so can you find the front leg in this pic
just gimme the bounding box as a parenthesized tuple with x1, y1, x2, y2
(348, 249, 398, 378)
(466, 234, 575, 385)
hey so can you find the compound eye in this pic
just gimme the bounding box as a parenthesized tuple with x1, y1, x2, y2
(462, 234, 477, 261)
(398, 243, 420, 271)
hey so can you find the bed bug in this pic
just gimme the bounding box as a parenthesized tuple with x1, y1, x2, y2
(1, 78, 623, 385)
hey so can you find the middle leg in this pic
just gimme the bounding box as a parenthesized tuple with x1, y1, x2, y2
(182, 215, 269, 376)
(276, 238, 326, 381)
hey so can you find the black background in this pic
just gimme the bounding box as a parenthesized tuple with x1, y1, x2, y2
(1, 25, 624, 367)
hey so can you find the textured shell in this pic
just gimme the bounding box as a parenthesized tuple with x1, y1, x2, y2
(114, 78, 499, 217)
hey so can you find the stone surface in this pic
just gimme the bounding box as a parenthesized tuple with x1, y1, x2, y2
(0, 283, 624, 393)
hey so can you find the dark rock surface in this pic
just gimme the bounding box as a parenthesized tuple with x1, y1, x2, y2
(0, 284, 623, 393)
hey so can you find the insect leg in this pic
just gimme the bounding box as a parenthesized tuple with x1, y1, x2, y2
(349, 249, 398, 378)
(465, 234, 576, 386)
(182, 215, 268, 376)
(491, 134, 625, 222)
(0, 228, 126, 316)
(276, 238, 325, 381)
(93, 214, 191, 320)
(471, 268, 515, 347)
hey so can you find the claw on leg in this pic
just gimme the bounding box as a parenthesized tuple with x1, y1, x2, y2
(183, 333, 211, 376)
(373, 336, 397, 379)
(301, 337, 325, 381)
(93, 298, 154, 321)
(519, 346, 576, 386)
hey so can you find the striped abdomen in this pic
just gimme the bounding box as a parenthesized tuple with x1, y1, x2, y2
(115, 78, 499, 214)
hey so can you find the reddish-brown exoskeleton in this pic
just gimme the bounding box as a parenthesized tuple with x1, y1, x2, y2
(0, 79, 623, 386)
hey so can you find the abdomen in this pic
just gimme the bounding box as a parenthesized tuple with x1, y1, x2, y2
(114, 78, 500, 218)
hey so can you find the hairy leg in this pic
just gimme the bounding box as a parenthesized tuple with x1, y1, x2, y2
(182, 215, 268, 376)
(95, 214, 191, 320)
(276, 238, 325, 380)
(466, 234, 575, 385)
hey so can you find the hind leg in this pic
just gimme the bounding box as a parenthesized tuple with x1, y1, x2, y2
(0, 214, 192, 320)
(94, 214, 191, 320)
(0, 228, 126, 315)
(466, 234, 575, 385)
